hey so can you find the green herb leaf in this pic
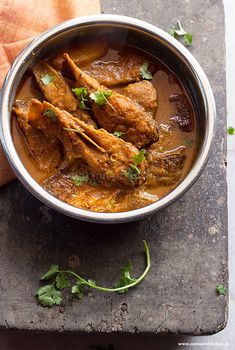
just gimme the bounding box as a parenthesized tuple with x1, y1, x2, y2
(71, 281, 85, 299)
(56, 273, 70, 290)
(90, 90, 112, 106)
(140, 62, 153, 80)
(217, 284, 227, 295)
(41, 264, 60, 280)
(72, 87, 88, 98)
(113, 130, 126, 138)
(72, 87, 90, 110)
(170, 20, 193, 46)
(43, 108, 57, 121)
(123, 166, 140, 181)
(72, 174, 90, 187)
(41, 73, 54, 86)
(36, 284, 62, 307)
(114, 262, 137, 294)
(228, 126, 235, 135)
(132, 149, 146, 166)
(36, 240, 150, 307)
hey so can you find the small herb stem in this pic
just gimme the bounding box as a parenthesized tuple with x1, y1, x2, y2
(62, 240, 150, 293)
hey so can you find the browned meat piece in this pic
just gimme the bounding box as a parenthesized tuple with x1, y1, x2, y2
(83, 53, 155, 87)
(146, 146, 186, 186)
(122, 80, 158, 115)
(64, 53, 158, 148)
(169, 94, 194, 132)
(72, 109, 97, 127)
(43, 163, 158, 212)
(43, 101, 147, 188)
(13, 100, 62, 173)
(51, 38, 109, 71)
(33, 62, 78, 112)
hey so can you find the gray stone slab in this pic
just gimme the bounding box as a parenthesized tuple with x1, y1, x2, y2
(0, 0, 227, 335)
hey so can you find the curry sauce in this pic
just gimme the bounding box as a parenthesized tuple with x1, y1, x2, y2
(12, 38, 197, 212)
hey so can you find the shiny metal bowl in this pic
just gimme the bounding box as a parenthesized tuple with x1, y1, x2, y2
(0, 14, 215, 223)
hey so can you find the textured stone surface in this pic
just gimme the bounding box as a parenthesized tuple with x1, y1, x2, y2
(0, 0, 227, 335)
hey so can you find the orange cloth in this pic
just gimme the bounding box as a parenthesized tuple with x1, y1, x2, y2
(0, 0, 100, 86)
(0, 0, 100, 186)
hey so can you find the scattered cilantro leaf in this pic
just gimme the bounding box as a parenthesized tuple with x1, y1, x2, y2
(71, 281, 85, 299)
(170, 20, 193, 46)
(228, 126, 235, 135)
(36, 284, 62, 307)
(114, 262, 137, 294)
(56, 273, 70, 290)
(41, 73, 53, 86)
(132, 149, 146, 166)
(90, 90, 112, 106)
(72, 174, 89, 187)
(36, 241, 150, 307)
(123, 165, 140, 181)
(140, 62, 153, 80)
(217, 284, 227, 295)
(72, 87, 88, 99)
(113, 130, 126, 138)
(43, 108, 57, 121)
(123, 150, 146, 181)
(41, 264, 60, 280)
(72, 87, 90, 110)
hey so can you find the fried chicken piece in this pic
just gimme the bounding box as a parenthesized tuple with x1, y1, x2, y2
(33, 62, 78, 112)
(43, 101, 147, 188)
(122, 80, 158, 115)
(63, 53, 158, 149)
(146, 146, 186, 187)
(13, 100, 62, 173)
(43, 162, 158, 212)
(51, 37, 109, 71)
(83, 52, 151, 86)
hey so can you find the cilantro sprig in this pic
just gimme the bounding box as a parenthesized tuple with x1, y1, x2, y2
(36, 240, 151, 307)
(140, 62, 153, 80)
(228, 126, 235, 135)
(170, 20, 193, 46)
(72, 87, 90, 111)
(43, 108, 57, 121)
(41, 73, 53, 86)
(90, 90, 112, 106)
(113, 130, 126, 138)
(217, 284, 227, 296)
(123, 149, 146, 181)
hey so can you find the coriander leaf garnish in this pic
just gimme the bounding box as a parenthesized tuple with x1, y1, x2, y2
(56, 273, 70, 290)
(170, 20, 193, 46)
(132, 149, 146, 166)
(43, 108, 57, 121)
(123, 149, 146, 181)
(41, 264, 60, 280)
(36, 240, 151, 307)
(140, 62, 153, 80)
(41, 73, 53, 86)
(228, 126, 235, 135)
(113, 130, 126, 138)
(72, 174, 90, 187)
(123, 165, 140, 181)
(217, 284, 227, 296)
(72, 87, 88, 99)
(90, 90, 112, 106)
(72, 87, 90, 111)
(36, 284, 62, 307)
(114, 262, 137, 294)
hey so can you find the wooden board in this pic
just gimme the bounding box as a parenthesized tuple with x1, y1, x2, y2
(0, 0, 228, 335)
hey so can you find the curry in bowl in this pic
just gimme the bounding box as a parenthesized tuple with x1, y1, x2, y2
(12, 36, 197, 212)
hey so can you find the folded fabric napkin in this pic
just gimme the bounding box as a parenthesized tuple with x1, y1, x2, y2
(0, 0, 100, 186)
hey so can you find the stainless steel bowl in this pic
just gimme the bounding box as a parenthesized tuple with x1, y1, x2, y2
(0, 14, 215, 223)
